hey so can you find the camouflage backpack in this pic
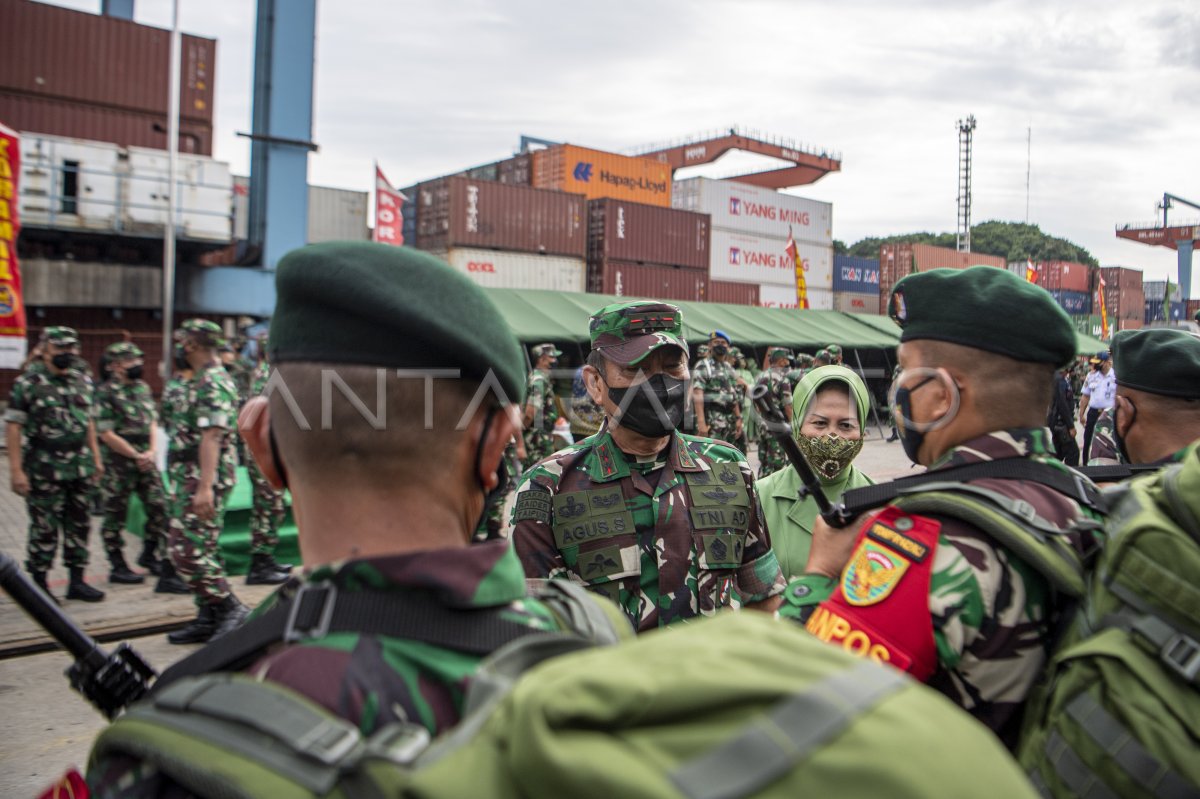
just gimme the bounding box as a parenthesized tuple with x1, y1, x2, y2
(1018, 443, 1200, 797)
(90, 613, 1037, 799)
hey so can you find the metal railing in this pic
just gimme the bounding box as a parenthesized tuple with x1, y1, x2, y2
(627, 125, 841, 163)
(1116, 220, 1200, 231)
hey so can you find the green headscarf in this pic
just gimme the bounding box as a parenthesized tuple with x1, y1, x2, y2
(756, 365, 874, 579)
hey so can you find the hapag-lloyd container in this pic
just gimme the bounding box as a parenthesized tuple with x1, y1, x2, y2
(587, 261, 708, 303)
(708, 280, 759, 306)
(588, 199, 709, 269)
(532, 144, 672, 207)
(435, 249, 585, 292)
(710, 229, 833, 288)
(833, 291, 881, 314)
(833, 255, 881, 293)
(416, 176, 586, 256)
(760, 284, 833, 311)
(672, 177, 832, 246)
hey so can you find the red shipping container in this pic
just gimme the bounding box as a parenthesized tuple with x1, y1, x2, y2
(1037, 261, 1093, 293)
(1186, 299, 1200, 320)
(587, 261, 708, 303)
(415, 176, 586, 257)
(0, 92, 212, 154)
(588, 199, 709, 270)
(909, 243, 1005, 271)
(708, 280, 760, 306)
(1100, 267, 1145, 321)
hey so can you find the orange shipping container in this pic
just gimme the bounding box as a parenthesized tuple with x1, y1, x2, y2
(532, 144, 672, 207)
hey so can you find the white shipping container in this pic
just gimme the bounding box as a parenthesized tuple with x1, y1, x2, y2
(672, 177, 832, 245)
(233, 175, 249, 240)
(438, 248, 586, 292)
(759, 284, 833, 310)
(308, 185, 369, 243)
(833, 291, 881, 314)
(709, 229, 832, 288)
(19, 134, 122, 231)
(126, 146, 233, 241)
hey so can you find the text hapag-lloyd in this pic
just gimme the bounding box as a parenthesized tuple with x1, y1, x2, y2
(597, 170, 667, 195)
(729, 247, 809, 271)
(729, 198, 810, 226)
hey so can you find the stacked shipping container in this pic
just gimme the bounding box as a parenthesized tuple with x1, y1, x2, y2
(878, 243, 1007, 313)
(533, 145, 672, 207)
(673, 177, 833, 308)
(832, 255, 881, 314)
(1100, 267, 1145, 328)
(586, 199, 710, 301)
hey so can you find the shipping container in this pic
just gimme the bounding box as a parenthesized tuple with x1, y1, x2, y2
(832, 255, 881, 293)
(1143, 280, 1167, 301)
(1115, 319, 1143, 331)
(415, 176, 585, 256)
(308, 185, 369, 243)
(0, 0, 215, 151)
(707, 280, 759, 306)
(879, 242, 1007, 308)
(0, 92, 213, 154)
(532, 144, 671, 207)
(1035, 261, 1093, 293)
(1050, 290, 1092, 315)
(435, 248, 585, 292)
(587, 199, 709, 269)
(587, 261, 708, 303)
(1144, 300, 1188, 324)
(832, 291, 881, 314)
(399, 184, 418, 245)
(1187, 299, 1200, 320)
(710, 230, 832, 288)
(672, 177, 832, 245)
(1070, 314, 1105, 339)
(1100, 266, 1145, 321)
(462, 154, 532, 186)
(758, 284, 833, 311)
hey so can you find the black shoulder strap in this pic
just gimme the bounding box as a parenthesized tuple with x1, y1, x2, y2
(840, 459, 1107, 518)
(1076, 464, 1164, 482)
(154, 584, 548, 693)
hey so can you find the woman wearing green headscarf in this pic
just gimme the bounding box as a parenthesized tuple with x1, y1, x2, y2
(756, 365, 874, 579)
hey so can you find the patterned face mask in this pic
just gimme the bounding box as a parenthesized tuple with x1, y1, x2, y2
(795, 432, 864, 479)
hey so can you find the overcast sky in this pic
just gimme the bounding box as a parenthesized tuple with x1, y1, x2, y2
(50, 0, 1200, 292)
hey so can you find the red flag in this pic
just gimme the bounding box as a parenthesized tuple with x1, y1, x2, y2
(372, 165, 406, 246)
(786, 228, 810, 310)
(1025, 259, 1038, 284)
(0, 122, 27, 369)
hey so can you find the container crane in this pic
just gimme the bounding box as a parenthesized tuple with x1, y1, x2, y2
(630, 127, 841, 189)
(1116, 192, 1199, 300)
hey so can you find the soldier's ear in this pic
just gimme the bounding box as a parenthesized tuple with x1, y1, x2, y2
(582, 364, 607, 405)
(476, 405, 519, 492)
(239, 397, 287, 490)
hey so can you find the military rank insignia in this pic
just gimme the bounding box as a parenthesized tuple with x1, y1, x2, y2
(841, 540, 910, 606)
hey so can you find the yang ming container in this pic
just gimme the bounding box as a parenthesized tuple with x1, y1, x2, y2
(709, 230, 832, 289)
(759, 284, 833, 311)
(533, 144, 671, 207)
(587, 261, 708, 302)
(588, 199, 709, 269)
(672, 177, 832, 246)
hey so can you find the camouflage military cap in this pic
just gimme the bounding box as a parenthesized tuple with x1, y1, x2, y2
(795, 353, 815, 367)
(1112, 329, 1200, 399)
(589, 300, 687, 365)
(105, 342, 143, 360)
(43, 326, 79, 346)
(180, 318, 225, 347)
(814, 349, 833, 362)
(696, 344, 710, 358)
(825, 344, 843, 356)
(531, 343, 563, 359)
(729, 346, 743, 358)
(767, 346, 793, 361)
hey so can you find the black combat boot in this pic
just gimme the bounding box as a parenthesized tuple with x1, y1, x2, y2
(30, 571, 59, 605)
(168, 602, 216, 645)
(109, 551, 145, 585)
(136, 539, 163, 576)
(65, 568, 106, 602)
(245, 553, 291, 585)
(209, 595, 250, 641)
(154, 561, 191, 595)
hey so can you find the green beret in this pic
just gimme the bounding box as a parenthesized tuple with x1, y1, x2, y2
(888, 266, 1076, 366)
(589, 300, 687, 365)
(105, 342, 143, 360)
(1112, 329, 1200, 399)
(269, 242, 525, 404)
(180, 318, 225, 347)
(43, 326, 78, 346)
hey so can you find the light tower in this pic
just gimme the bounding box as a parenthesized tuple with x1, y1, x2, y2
(956, 115, 977, 253)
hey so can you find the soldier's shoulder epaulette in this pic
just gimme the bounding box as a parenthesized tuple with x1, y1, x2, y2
(677, 432, 747, 464)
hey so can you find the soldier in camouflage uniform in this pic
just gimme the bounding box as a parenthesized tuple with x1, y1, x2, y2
(522, 343, 561, 467)
(779, 266, 1100, 747)
(242, 355, 292, 583)
(813, 348, 833, 368)
(753, 346, 795, 477)
(825, 344, 844, 365)
(94, 342, 176, 586)
(785, 352, 814, 387)
(512, 301, 786, 632)
(165, 319, 250, 644)
(4, 327, 105, 601)
(728, 346, 753, 454)
(691, 330, 744, 447)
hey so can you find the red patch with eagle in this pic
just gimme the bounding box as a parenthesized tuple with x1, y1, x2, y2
(805, 506, 941, 682)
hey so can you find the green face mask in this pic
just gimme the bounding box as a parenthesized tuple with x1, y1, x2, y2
(795, 432, 864, 480)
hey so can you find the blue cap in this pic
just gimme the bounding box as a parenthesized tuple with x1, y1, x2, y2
(710, 330, 731, 343)
(1096, 351, 1110, 361)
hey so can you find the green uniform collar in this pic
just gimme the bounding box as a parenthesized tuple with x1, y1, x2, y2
(582, 422, 703, 483)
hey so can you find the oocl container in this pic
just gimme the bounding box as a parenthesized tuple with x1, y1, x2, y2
(833, 291, 881, 314)
(832, 255, 880, 293)
(710, 230, 832, 289)
(672, 177, 831, 245)
(587, 261, 708, 303)
(708, 280, 759, 306)
(435, 249, 585, 292)
(587, 199, 709, 269)
(532, 144, 671, 207)
(415, 176, 586, 257)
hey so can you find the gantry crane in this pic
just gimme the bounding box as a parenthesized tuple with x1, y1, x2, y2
(1116, 192, 1199, 300)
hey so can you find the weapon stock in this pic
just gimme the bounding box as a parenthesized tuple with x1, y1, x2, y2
(0, 553, 155, 719)
(750, 383, 855, 528)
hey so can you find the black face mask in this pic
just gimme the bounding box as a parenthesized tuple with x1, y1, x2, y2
(1113, 401, 1136, 464)
(125, 364, 144, 381)
(712, 344, 729, 357)
(605, 372, 688, 438)
(50, 353, 73, 370)
(173, 345, 189, 371)
(892, 375, 937, 464)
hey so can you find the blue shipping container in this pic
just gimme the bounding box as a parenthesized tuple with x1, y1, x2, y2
(833, 254, 881, 293)
(1144, 300, 1186, 323)
(1051, 290, 1092, 315)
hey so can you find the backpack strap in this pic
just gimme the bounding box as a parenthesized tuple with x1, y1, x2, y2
(1077, 464, 1164, 483)
(527, 577, 628, 645)
(841, 459, 1108, 518)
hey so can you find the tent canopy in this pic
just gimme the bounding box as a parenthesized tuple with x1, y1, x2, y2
(1075, 332, 1109, 356)
(485, 289, 900, 352)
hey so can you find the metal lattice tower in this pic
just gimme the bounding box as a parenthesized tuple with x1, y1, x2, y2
(956, 115, 977, 253)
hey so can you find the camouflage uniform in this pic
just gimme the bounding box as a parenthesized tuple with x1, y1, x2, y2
(246, 360, 287, 555)
(511, 422, 786, 632)
(1085, 408, 1122, 465)
(522, 369, 558, 466)
(825, 344, 844, 365)
(5, 358, 97, 573)
(94, 373, 170, 563)
(692, 356, 742, 446)
(753, 365, 794, 477)
(167, 360, 240, 605)
(781, 428, 1098, 745)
